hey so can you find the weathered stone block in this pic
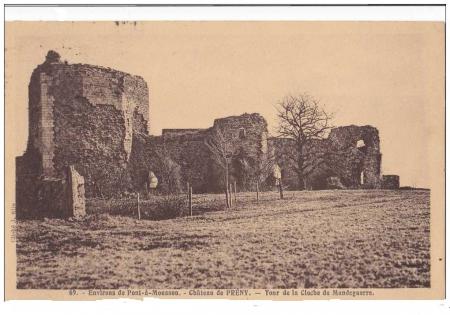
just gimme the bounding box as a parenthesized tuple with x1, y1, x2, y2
(16, 165, 86, 219)
(68, 166, 86, 217)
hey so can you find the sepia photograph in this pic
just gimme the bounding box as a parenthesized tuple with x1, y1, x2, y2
(4, 7, 445, 301)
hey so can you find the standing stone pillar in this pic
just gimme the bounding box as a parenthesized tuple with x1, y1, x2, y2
(67, 165, 86, 217)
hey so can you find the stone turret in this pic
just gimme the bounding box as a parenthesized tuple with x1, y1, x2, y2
(328, 125, 382, 188)
(16, 51, 150, 217)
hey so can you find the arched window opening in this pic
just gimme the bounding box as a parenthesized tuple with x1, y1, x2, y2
(239, 127, 246, 139)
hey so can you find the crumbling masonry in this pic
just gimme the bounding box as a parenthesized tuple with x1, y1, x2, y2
(16, 52, 398, 218)
(16, 51, 149, 217)
(268, 125, 383, 190)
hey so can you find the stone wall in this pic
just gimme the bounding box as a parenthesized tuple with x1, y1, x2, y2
(16, 51, 150, 216)
(19, 51, 149, 192)
(327, 125, 382, 188)
(212, 113, 269, 190)
(269, 125, 383, 190)
(162, 129, 206, 137)
(158, 130, 212, 192)
(52, 95, 130, 196)
(156, 118, 385, 192)
(212, 113, 268, 159)
(153, 113, 270, 193)
(16, 51, 393, 219)
(267, 137, 298, 189)
(15, 164, 85, 219)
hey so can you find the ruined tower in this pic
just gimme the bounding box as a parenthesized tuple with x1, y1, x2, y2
(16, 51, 150, 217)
(327, 125, 382, 188)
(268, 125, 383, 190)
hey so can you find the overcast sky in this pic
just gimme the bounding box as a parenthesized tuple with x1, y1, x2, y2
(6, 21, 444, 188)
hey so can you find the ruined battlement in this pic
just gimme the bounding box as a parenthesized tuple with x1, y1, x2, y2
(328, 125, 380, 151)
(162, 129, 206, 137)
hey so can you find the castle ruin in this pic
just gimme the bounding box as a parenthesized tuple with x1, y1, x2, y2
(269, 125, 383, 190)
(16, 52, 398, 218)
(16, 51, 149, 217)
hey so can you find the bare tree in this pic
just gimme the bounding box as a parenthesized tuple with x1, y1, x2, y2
(276, 93, 333, 190)
(204, 127, 233, 208)
(253, 148, 276, 188)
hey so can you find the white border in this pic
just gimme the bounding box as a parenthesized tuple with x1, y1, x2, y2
(5, 5, 446, 22)
(2, 3, 448, 315)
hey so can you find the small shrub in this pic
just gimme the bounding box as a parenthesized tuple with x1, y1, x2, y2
(86, 197, 137, 216)
(142, 195, 187, 220)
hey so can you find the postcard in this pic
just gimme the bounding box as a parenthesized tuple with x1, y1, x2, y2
(5, 18, 445, 300)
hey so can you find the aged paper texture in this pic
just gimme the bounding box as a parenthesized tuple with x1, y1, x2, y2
(5, 21, 445, 300)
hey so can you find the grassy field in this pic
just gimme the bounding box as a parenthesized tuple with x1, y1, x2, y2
(16, 190, 430, 289)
